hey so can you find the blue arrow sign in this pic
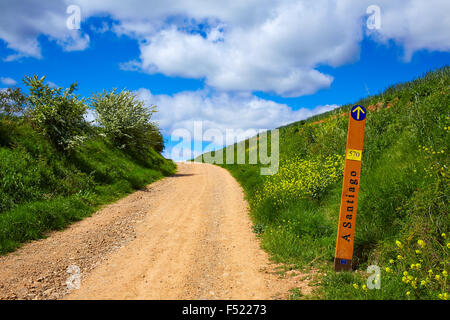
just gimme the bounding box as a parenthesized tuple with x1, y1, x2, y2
(351, 105, 366, 121)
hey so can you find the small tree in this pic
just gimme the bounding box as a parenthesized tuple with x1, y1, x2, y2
(0, 87, 29, 117)
(91, 89, 163, 153)
(24, 75, 88, 151)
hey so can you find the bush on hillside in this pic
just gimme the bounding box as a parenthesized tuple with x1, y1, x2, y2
(91, 89, 164, 154)
(24, 75, 88, 151)
(0, 87, 29, 117)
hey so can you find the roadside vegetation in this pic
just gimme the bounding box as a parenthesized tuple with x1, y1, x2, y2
(199, 66, 449, 300)
(0, 76, 175, 254)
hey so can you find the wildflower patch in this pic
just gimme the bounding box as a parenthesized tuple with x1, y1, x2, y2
(254, 154, 344, 208)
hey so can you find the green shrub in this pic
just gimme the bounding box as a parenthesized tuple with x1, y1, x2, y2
(91, 89, 164, 154)
(0, 75, 176, 254)
(24, 75, 88, 151)
(0, 117, 175, 254)
(0, 87, 29, 117)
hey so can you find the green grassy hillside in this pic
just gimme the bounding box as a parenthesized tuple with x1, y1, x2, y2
(198, 66, 449, 300)
(0, 111, 175, 255)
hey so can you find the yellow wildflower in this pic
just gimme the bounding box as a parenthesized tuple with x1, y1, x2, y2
(417, 240, 426, 248)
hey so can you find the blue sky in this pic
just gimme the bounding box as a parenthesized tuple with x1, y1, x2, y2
(256, 39, 450, 109)
(0, 1, 449, 160)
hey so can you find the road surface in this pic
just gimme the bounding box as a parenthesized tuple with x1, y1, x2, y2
(0, 163, 308, 300)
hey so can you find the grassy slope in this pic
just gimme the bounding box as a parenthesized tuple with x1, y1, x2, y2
(0, 119, 176, 254)
(198, 66, 449, 299)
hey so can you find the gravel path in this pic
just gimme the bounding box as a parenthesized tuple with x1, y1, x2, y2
(0, 163, 309, 300)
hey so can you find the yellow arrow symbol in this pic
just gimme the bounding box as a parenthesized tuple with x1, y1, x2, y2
(353, 106, 365, 120)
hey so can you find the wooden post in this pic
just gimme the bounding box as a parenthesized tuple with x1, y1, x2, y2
(334, 105, 367, 271)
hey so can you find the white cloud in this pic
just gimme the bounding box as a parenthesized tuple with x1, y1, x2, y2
(135, 87, 338, 159)
(0, 0, 448, 92)
(97, 85, 332, 160)
(0, 0, 90, 60)
(90, 21, 110, 34)
(0, 77, 17, 86)
(127, 1, 363, 97)
(84, 107, 98, 125)
(76, 0, 450, 96)
(58, 33, 90, 52)
(366, 0, 450, 61)
(46, 81, 60, 89)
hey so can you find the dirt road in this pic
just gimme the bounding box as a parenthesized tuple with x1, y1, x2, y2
(0, 163, 308, 300)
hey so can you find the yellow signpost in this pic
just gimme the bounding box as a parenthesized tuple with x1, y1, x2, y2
(334, 105, 367, 271)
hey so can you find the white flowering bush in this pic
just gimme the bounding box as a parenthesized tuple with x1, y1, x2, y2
(24, 75, 87, 151)
(91, 89, 163, 153)
(0, 87, 29, 117)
